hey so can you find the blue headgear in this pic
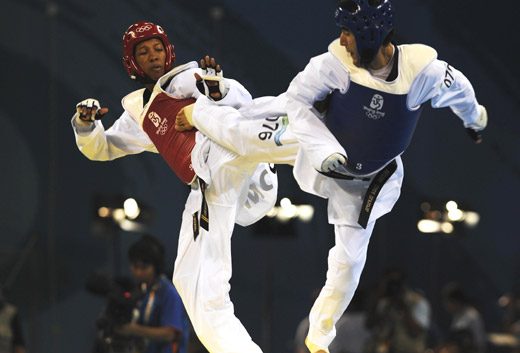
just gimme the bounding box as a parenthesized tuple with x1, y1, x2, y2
(335, 0, 395, 64)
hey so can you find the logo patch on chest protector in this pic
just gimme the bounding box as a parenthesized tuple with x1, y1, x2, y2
(147, 111, 168, 135)
(363, 94, 386, 120)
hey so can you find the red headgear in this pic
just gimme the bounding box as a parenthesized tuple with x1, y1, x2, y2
(122, 21, 176, 80)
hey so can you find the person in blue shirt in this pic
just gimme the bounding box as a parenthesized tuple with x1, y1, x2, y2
(118, 234, 189, 353)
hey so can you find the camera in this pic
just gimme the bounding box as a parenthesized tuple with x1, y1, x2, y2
(85, 270, 145, 353)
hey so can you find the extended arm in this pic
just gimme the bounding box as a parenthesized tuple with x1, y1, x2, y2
(162, 59, 252, 109)
(72, 101, 157, 161)
(408, 59, 487, 142)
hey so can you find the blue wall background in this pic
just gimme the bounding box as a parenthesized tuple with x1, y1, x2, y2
(1, 0, 519, 352)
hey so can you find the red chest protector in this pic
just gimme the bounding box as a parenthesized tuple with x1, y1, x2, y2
(141, 93, 197, 184)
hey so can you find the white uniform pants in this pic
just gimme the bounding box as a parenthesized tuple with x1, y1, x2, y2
(307, 222, 375, 350)
(191, 99, 403, 352)
(172, 157, 263, 353)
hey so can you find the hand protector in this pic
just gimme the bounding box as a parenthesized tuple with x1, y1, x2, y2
(76, 98, 106, 122)
(472, 105, 488, 130)
(465, 105, 487, 143)
(321, 153, 347, 172)
(195, 66, 229, 101)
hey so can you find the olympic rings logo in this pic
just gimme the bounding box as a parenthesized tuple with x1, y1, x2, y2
(136, 24, 153, 32)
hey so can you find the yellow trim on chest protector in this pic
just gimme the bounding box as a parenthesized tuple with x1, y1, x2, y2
(122, 62, 196, 123)
(329, 39, 438, 94)
(122, 88, 146, 121)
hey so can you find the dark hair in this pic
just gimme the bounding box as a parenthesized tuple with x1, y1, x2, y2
(442, 282, 470, 305)
(128, 234, 166, 274)
(383, 266, 407, 281)
(382, 267, 407, 297)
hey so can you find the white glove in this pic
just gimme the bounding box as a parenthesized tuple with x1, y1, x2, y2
(321, 153, 347, 172)
(76, 98, 106, 123)
(465, 104, 487, 131)
(474, 105, 488, 130)
(196, 57, 230, 101)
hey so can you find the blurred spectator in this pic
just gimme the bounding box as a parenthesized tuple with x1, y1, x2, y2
(117, 234, 189, 353)
(435, 329, 481, 353)
(364, 268, 430, 353)
(503, 283, 520, 337)
(0, 288, 25, 353)
(441, 282, 486, 353)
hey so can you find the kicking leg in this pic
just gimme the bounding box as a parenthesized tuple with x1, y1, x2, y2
(191, 97, 299, 165)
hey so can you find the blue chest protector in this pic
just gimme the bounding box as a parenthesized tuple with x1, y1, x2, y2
(326, 83, 422, 175)
(324, 40, 437, 176)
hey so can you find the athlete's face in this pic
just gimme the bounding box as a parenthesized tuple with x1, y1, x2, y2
(130, 260, 156, 286)
(134, 38, 166, 82)
(339, 28, 361, 67)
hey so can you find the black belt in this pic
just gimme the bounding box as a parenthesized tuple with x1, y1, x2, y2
(192, 178, 209, 240)
(318, 169, 371, 181)
(357, 160, 397, 229)
(318, 160, 397, 229)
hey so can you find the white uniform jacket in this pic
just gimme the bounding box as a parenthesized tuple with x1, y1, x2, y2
(72, 62, 250, 162)
(286, 38, 484, 172)
(72, 62, 277, 226)
(283, 39, 484, 225)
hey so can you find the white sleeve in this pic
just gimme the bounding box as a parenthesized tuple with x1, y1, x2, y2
(167, 68, 253, 107)
(165, 67, 203, 99)
(285, 53, 348, 170)
(71, 111, 157, 161)
(217, 78, 253, 108)
(407, 59, 484, 130)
